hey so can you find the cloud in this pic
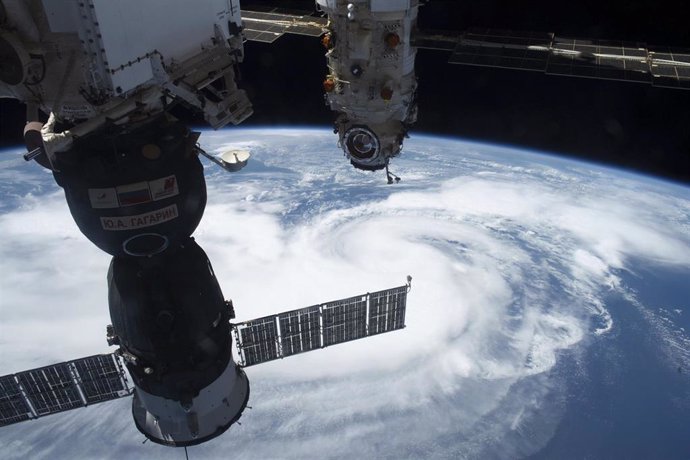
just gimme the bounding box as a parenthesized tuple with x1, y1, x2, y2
(1, 130, 689, 459)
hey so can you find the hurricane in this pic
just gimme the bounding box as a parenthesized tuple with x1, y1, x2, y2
(1, 129, 689, 459)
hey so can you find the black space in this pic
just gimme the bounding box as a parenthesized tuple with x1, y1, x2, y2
(1, 0, 689, 183)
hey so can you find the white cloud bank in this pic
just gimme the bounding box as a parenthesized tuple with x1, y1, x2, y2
(1, 129, 689, 459)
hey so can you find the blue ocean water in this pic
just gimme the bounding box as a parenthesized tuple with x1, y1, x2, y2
(531, 264, 690, 459)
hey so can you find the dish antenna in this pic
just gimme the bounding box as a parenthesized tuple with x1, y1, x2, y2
(198, 148, 252, 173)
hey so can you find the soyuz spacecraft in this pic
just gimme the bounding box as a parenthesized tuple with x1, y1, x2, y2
(1, 0, 689, 450)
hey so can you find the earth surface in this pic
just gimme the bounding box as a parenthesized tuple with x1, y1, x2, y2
(1, 128, 689, 459)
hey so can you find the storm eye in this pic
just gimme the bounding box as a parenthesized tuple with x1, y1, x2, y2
(344, 127, 380, 161)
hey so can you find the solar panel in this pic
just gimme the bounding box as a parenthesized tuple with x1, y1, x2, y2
(233, 281, 410, 366)
(0, 375, 32, 427)
(449, 28, 552, 72)
(649, 47, 690, 89)
(72, 355, 129, 404)
(412, 30, 459, 51)
(464, 28, 553, 48)
(243, 24, 286, 44)
(437, 28, 690, 90)
(288, 25, 326, 38)
(17, 364, 83, 416)
(239, 317, 280, 366)
(546, 37, 651, 83)
(279, 305, 321, 357)
(369, 286, 407, 336)
(451, 44, 550, 72)
(0, 354, 133, 427)
(242, 9, 326, 43)
(322, 296, 367, 346)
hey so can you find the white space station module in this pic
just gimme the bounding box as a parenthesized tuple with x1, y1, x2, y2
(317, 0, 419, 174)
(0, 0, 251, 132)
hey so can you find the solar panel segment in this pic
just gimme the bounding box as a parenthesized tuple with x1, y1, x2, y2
(242, 26, 285, 44)
(450, 44, 550, 72)
(463, 28, 553, 49)
(649, 48, 690, 89)
(322, 296, 367, 346)
(17, 364, 83, 416)
(73, 354, 130, 404)
(0, 375, 32, 427)
(369, 286, 407, 336)
(239, 317, 280, 366)
(279, 305, 321, 357)
(241, 9, 326, 44)
(411, 30, 459, 51)
(546, 37, 651, 83)
(448, 28, 552, 72)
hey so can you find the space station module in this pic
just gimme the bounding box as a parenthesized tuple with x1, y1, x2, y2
(317, 0, 419, 172)
(0, 0, 251, 134)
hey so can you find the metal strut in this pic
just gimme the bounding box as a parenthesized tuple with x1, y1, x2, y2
(385, 164, 401, 184)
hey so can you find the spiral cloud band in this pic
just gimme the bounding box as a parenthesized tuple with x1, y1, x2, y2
(1, 130, 688, 459)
